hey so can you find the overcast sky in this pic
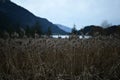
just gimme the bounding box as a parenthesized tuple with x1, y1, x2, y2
(11, 0, 120, 29)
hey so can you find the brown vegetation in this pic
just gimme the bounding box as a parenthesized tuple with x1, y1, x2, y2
(0, 37, 120, 80)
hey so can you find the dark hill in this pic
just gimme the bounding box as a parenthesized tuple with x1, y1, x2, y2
(0, 0, 67, 34)
(79, 25, 120, 37)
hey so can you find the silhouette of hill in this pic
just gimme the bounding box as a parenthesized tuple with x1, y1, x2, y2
(79, 25, 120, 37)
(55, 24, 72, 33)
(0, 0, 67, 34)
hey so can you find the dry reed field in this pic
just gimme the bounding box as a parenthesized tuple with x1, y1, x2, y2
(0, 37, 120, 80)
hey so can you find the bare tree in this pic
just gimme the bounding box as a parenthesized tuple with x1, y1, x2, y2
(101, 20, 112, 28)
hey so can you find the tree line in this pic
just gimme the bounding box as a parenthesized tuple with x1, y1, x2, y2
(71, 24, 120, 38)
(0, 22, 52, 39)
(0, 20, 120, 39)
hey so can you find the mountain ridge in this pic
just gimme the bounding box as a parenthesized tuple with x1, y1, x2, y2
(55, 24, 72, 33)
(0, 1, 67, 34)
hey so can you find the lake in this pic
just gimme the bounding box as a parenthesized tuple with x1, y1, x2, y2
(52, 35, 91, 39)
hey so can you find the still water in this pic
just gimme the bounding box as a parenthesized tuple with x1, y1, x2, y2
(52, 35, 90, 39)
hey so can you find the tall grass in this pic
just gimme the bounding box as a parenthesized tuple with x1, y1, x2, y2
(0, 37, 120, 80)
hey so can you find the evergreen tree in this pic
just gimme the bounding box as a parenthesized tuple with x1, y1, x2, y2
(18, 27, 25, 38)
(47, 26, 52, 37)
(71, 24, 77, 35)
(25, 25, 31, 37)
(34, 22, 42, 37)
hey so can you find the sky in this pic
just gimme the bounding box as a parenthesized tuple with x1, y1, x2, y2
(11, 0, 120, 29)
